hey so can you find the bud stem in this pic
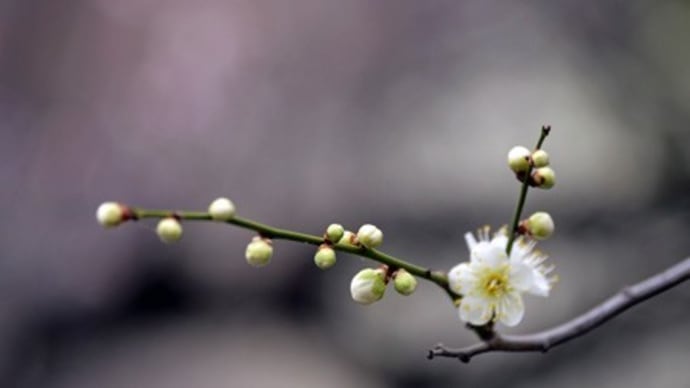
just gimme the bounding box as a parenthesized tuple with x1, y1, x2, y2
(131, 208, 456, 299)
(506, 126, 551, 255)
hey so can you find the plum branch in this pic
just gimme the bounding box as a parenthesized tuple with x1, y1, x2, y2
(95, 126, 689, 364)
(428, 257, 690, 362)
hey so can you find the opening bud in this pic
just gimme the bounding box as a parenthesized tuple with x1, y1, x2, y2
(525, 211, 555, 240)
(314, 244, 336, 270)
(533, 167, 556, 189)
(508, 146, 531, 173)
(325, 223, 345, 243)
(156, 217, 183, 243)
(245, 236, 273, 267)
(208, 197, 236, 221)
(350, 268, 387, 305)
(531, 149, 550, 168)
(357, 224, 383, 249)
(96, 202, 126, 228)
(393, 269, 418, 296)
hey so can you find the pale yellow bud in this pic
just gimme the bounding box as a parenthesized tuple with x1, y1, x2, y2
(208, 197, 236, 221)
(156, 217, 183, 243)
(526, 211, 555, 240)
(508, 146, 531, 173)
(339, 231, 358, 247)
(245, 237, 273, 267)
(325, 223, 345, 243)
(393, 269, 418, 296)
(314, 245, 336, 270)
(357, 224, 383, 249)
(531, 149, 550, 168)
(534, 167, 556, 189)
(96, 202, 125, 228)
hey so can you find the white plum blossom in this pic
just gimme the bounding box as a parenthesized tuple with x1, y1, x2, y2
(448, 227, 556, 327)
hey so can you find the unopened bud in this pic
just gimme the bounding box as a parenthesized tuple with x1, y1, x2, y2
(96, 202, 126, 228)
(533, 167, 556, 189)
(314, 244, 336, 270)
(508, 146, 531, 173)
(531, 149, 550, 168)
(357, 224, 383, 249)
(156, 217, 183, 243)
(526, 211, 555, 240)
(208, 197, 236, 221)
(393, 269, 418, 296)
(245, 236, 273, 267)
(350, 268, 387, 305)
(339, 231, 358, 247)
(325, 223, 345, 243)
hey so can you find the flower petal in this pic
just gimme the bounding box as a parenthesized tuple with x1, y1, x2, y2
(528, 269, 551, 297)
(464, 232, 478, 252)
(497, 291, 525, 327)
(509, 238, 536, 262)
(490, 234, 509, 252)
(472, 242, 508, 266)
(448, 263, 476, 295)
(458, 295, 493, 326)
(509, 261, 534, 291)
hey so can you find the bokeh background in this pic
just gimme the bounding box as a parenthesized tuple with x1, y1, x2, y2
(1, 1, 689, 387)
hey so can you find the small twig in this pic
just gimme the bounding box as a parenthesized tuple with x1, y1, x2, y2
(132, 208, 458, 299)
(428, 257, 690, 362)
(506, 125, 550, 255)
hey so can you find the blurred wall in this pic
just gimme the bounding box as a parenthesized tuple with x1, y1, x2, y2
(1, 1, 689, 387)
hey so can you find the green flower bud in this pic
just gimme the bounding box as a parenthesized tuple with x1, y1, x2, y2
(156, 217, 183, 243)
(325, 223, 345, 243)
(350, 268, 387, 305)
(393, 269, 418, 296)
(314, 244, 336, 270)
(357, 224, 383, 248)
(339, 231, 358, 247)
(534, 167, 556, 189)
(507, 146, 531, 173)
(208, 197, 236, 221)
(245, 236, 273, 267)
(526, 211, 555, 240)
(96, 202, 125, 228)
(531, 149, 550, 168)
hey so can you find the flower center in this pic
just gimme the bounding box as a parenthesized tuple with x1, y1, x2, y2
(480, 267, 510, 298)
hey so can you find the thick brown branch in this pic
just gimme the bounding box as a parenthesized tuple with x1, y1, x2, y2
(428, 257, 690, 362)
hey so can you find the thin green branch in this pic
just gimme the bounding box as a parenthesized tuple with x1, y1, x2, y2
(505, 125, 551, 255)
(132, 208, 456, 299)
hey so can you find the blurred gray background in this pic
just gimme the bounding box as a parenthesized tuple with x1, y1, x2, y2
(1, 0, 689, 387)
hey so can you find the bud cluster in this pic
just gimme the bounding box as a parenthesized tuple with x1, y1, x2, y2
(507, 139, 557, 241)
(97, 203, 416, 307)
(507, 146, 556, 190)
(350, 266, 418, 305)
(96, 196, 241, 244)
